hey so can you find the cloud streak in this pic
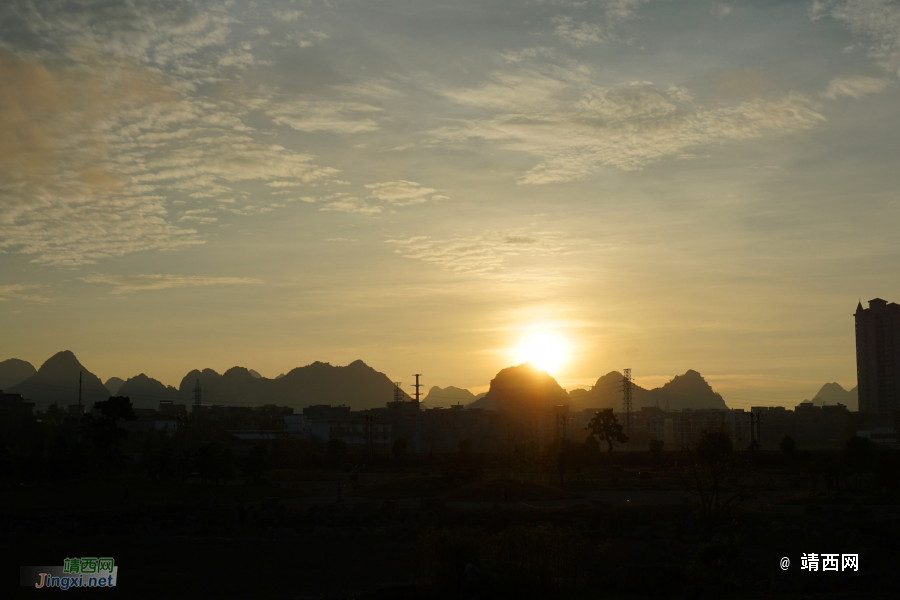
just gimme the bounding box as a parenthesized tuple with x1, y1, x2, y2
(82, 274, 262, 293)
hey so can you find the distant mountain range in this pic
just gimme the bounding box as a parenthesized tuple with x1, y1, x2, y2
(0, 358, 36, 391)
(421, 385, 485, 408)
(104, 377, 125, 396)
(805, 382, 859, 411)
(468, 363, 570, 411)
(6, 351, 109, 410)
(565, 369, 729, 412)
(1, 350, 858, 414)
(5, 351, 412, 411)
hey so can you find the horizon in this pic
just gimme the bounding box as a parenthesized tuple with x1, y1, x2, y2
(4, 1, 898, 411)
(2, 348, 857, 409)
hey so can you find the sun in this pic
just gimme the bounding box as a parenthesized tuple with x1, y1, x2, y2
(515, 332, 567, 374)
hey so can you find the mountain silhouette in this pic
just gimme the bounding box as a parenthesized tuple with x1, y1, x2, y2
(566, 369, 728, 411)
(810, 382, 858, 411)
(8, 351, 108, 410)
(468, 363, 569, 411)
(422, 385, 476, 407)
(249, 369, 263, 379)
(117, 373, 182, 409)
(0, 358, 36, 390)
(642, 370, 728, 410)
(177, 359, 412, 410)
(104, 377, 125, 396)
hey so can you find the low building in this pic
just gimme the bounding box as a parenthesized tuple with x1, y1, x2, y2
(0, 391, 34, 416)
(857, 427, 899, 446)
(297, 405, 392, 448)
(159, 400, 187, 416)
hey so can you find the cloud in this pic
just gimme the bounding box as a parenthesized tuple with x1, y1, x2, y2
(431, 69, 825, 183)
(257, 80, 400, 135)
(552, 16, 608, 46)
(0, 284, 52, 303)
(320, 197, 383, 214)
(821, 74, 891, 99)
(82, 274, 262, 293)
(0, 8, 342, 266)
(275, 9, 306, 23)
(364, 180, 444, 206)
(811, 0, 900, 77)
(551, 0, 651, 46)
(265, 100, 383, 134)
(386, 229, 571, 275)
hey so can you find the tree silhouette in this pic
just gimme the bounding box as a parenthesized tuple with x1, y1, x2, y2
(779, 435, 797, 457)
(89, 396, 136, 473)
(678, 431, 760, 528)
(585, 409, 629, 453)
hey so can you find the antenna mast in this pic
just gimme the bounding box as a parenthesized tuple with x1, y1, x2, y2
(623, 368, 633, 438)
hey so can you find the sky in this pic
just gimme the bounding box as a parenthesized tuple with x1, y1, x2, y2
(2, 0, 900, 408)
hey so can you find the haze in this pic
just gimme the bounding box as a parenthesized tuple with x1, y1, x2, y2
(3, 0, 899, 407)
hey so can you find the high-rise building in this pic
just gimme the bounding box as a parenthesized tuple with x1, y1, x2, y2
(855, 298, 900, 413)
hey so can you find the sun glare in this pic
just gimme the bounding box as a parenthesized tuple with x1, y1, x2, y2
(515, 332, 567, 374)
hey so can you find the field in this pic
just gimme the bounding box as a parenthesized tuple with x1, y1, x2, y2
(4, 451, 900, 599)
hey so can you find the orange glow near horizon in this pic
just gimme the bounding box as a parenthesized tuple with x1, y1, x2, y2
(514, 332, 567, 376)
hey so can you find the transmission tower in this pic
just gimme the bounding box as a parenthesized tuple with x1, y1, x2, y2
(393, 382, 403, 403)
(412, 374, 422, 405)
(192, 379, 202, 407)
(622, 368, 633, 438)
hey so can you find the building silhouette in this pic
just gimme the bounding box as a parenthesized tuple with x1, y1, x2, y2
(855, 298, 900, 413)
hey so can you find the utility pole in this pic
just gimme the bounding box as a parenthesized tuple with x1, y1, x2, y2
(622, 368, 633, 439)
(78, 371, 82, 411)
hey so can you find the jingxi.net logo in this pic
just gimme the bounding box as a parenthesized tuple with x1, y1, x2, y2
(21, 557, 118, 589)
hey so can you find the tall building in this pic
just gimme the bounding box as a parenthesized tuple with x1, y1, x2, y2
(855, 298, 900, 413)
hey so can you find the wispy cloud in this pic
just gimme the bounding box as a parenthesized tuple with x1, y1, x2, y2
(821, 74, 891, 99)
(82, 274, 262, 294)
(365, 180, 445, 206)
(811, 0, 900, 77)
(386, 229, 571, 275)
(431, 69, 825, 183)
(0, 2, 345, 266)
(320, 196, 383, 214)
(551, 0, 651, 46)
(0, 284, 52, 303)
